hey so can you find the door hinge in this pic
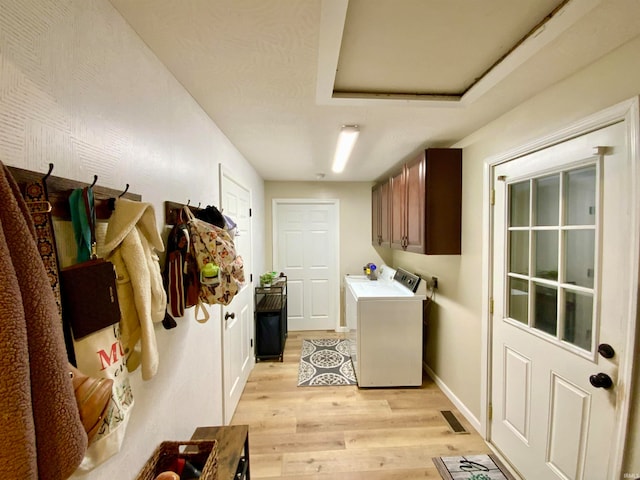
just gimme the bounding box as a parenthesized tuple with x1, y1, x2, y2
(489, 297, 494, 314)
(250, 338, 253, 348)
(249, 208, 252, 217)
(490, 189, 495, 206)
(250, 273, 253, 283)
(488, 403, 493, 421)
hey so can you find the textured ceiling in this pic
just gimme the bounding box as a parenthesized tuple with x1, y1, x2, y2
(109, 0, 640, 182)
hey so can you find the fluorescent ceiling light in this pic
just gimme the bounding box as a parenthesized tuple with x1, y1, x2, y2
(331, 125, 359, 173)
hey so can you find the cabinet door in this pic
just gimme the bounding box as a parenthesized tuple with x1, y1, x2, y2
(424, 148, 462, 254)
(390, 169, 406, 250)
(379, 180, 391, 247)
(371, 184, 381, 246)
(404, 155, 425, 253)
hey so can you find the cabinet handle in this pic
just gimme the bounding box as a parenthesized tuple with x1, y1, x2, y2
(225, 312, 235, 320)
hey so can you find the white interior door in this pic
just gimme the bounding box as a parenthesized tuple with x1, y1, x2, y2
(490, 122, 632, 479)
(220, 165, 253, 424)
(273, 200, 339, 331)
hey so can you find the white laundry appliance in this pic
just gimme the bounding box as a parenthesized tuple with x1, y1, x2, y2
(344, 265, 426, 387)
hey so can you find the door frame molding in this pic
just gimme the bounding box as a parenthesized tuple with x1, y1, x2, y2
(480, 97, 640, 475)
(272, 198, 341, 332)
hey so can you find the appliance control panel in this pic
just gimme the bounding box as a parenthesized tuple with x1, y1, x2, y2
(393, 268, 421, 293)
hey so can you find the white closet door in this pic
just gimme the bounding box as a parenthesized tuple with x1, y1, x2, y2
(273, 200, 339, 331)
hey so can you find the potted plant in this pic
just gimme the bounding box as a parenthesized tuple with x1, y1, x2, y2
(260, 272, 275, 287)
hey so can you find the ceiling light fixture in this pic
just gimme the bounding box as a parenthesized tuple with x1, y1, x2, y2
(331, 125, 359, 173)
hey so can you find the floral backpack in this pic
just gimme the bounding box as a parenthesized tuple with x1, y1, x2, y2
(183, 206, 245, 322)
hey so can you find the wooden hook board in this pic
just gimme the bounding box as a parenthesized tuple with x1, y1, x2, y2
(7, 166, 141, 220)
(164, 200, 204, 226)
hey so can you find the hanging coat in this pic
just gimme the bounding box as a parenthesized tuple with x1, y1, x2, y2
(0, 162, 87, 479)
(101, 198, 166, 381)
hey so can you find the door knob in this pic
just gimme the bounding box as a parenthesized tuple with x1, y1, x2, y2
(225, 312, 235, 320)
(597, 343, 615, 359)
(589, 372, 613, 389)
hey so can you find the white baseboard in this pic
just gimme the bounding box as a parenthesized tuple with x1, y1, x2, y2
(423, 362, 482, 434)
(335, 326, 349, 333)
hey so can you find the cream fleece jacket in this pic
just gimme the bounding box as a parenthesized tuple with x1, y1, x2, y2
(102, 198, 166, 381)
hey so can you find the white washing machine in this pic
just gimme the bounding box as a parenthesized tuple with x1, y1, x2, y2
(345, 265, 426, 387)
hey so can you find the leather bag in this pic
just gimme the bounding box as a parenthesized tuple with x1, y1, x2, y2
(69, 364, 114, 444)
(60, 259, 121, 339)
(61, 187, 121, 339)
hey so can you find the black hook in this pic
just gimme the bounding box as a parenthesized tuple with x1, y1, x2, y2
(42, 163, 54, 182)
(118, 183, 130, 198)
(197, 202, 201, 209)
(187, 199, 191, 206)
(89, 175, 98, 188)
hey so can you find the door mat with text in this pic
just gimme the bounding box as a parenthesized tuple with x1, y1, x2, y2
(432, 454, 516, 480)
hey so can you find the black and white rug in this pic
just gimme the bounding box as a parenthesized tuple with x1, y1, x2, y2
(297, 338, 357, 386)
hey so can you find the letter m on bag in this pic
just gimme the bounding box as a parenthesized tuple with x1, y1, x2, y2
(98, 341, 125, 370)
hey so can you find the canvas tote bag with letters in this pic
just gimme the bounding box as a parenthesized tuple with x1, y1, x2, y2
(64, 187, 134, 471)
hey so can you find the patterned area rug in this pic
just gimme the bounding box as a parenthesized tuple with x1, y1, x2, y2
(432, 454, 516, 480)
(297, 339, 357, 386)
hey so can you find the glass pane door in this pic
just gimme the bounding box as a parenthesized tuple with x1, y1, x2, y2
(506, 164, 598, 353)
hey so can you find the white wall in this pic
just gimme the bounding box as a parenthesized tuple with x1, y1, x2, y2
(0, 0, 264, 477)
(392, 33, 640, 471)
(264, 182, 392, 327)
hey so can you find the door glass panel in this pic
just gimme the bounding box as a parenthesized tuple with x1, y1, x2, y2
(509, 277, 528, 325)
(534, 230, 558, 280)
(510, 181, 530, 227)
(565, 230, 595, 288)
(509, 231, 529, 275)
(535, 175, 560, 226)
(566, 166, 597, 225)
(503, 163, 597, 353)
(563, 290, 593, 350)
(533, 283, 557, 336)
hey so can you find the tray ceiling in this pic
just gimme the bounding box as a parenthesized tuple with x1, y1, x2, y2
(109, 0, 640, 181)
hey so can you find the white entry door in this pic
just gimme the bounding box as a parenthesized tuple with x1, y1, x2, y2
(220, 165, 253, 424)
(273, 200, 339, 331)
(490, 122, 633, 479)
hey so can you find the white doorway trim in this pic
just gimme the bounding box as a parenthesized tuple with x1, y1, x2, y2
(480, 97, 640, 476)
(272, 198, 341, 332)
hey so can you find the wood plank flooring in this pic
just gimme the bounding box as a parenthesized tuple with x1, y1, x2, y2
(230, 330, 491, 479)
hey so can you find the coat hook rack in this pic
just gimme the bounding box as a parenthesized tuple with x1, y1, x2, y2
(89, 174, 98, 188)
(164, 200, 205, 226)
(7, 166, 141, 220)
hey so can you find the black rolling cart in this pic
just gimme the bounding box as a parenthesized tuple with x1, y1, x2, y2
(254, 276, 287, 361)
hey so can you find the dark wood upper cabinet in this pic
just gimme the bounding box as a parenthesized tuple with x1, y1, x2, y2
(379, 148, 461, 255)
(371, 180, 391, 248)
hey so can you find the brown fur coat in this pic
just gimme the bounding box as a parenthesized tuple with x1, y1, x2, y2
(0, 163, 86, 479)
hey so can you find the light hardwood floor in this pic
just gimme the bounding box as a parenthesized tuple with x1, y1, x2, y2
(230, 330, 491, 479)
